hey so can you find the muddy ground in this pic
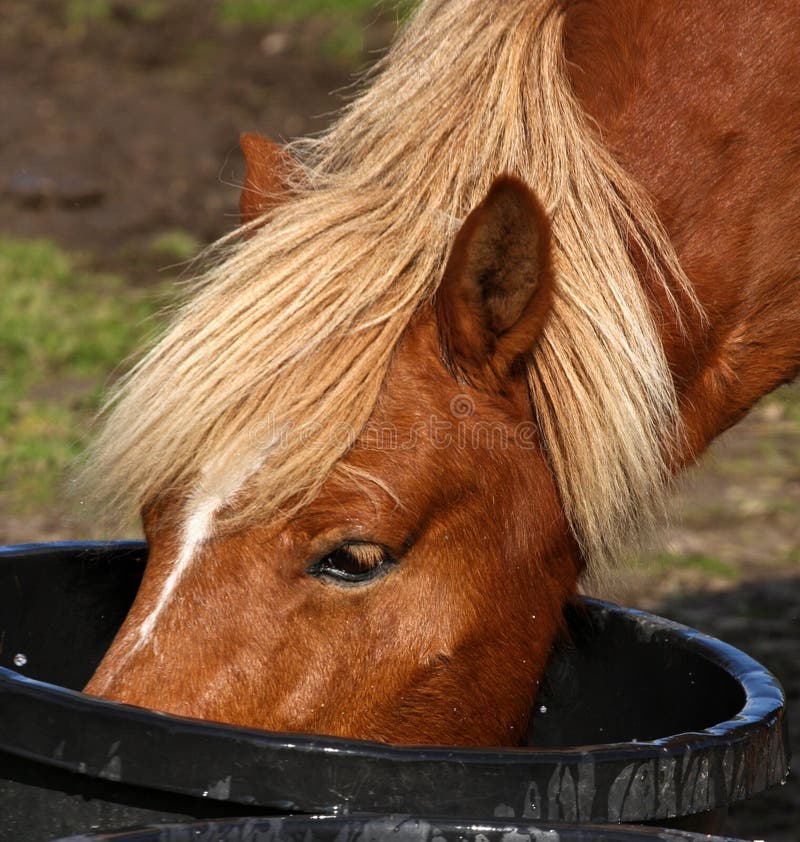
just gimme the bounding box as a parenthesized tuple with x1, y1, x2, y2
(0, 4, 797, 840)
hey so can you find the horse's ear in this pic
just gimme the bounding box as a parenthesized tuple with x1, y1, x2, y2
(239, 133, 295, 226)
(435, 175, 554, 387)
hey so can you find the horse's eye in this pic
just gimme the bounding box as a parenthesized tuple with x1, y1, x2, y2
(307, 542, 396, 586)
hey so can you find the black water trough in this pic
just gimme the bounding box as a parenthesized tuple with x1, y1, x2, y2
(0, 542, 789, 842)
(52, 814, 753, 842)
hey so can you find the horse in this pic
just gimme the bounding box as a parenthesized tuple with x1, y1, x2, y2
(81, 0, 800, 747)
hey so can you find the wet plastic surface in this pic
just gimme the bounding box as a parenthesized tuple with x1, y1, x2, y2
(52, 814, 753, 842)
(0, 543, 790, 842)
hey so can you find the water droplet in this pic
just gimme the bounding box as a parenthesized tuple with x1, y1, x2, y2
(539, 704, 547, 714)
(13, 653, 27, 668)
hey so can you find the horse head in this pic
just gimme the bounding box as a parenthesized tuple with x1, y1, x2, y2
(84, 137, 580, 746)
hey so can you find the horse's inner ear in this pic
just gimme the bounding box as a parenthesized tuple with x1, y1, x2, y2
(239, 133, 296, 226)
(436, 175, 554, 387)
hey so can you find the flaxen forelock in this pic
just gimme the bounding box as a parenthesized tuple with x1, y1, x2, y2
(80, 0, 699, 575)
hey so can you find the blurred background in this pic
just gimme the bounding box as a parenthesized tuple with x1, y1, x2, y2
(0, 2, 797, 838)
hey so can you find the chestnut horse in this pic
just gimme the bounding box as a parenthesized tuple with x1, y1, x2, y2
(83, 0, 800, 746)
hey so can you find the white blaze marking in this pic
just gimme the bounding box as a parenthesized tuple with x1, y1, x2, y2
(131, 492, 220, 652)
(127, 451, 268, 657)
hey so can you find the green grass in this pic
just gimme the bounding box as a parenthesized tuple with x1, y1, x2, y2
(65, 0, 112, 25)
(647, 552, 741, 579)
(764, 382, 800, 425)
(147, 229, 202, 262)
(0, 238, 165, 511)
(217, 0, 409, 25)
(218, 0, 417, 60)
(65, 0, 416, 28)
(671, 553, 739, 578)
(62, 0, 418, 61)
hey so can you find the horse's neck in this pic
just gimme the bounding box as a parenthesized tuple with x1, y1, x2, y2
(565, 0, 800, 462)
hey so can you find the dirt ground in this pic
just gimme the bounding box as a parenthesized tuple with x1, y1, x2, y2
(1, 4, 797, 841)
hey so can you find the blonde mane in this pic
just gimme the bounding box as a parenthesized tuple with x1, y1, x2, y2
(81, 0, 695, 575)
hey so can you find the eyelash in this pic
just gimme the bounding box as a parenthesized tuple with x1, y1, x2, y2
(306, 542, 398, 586)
